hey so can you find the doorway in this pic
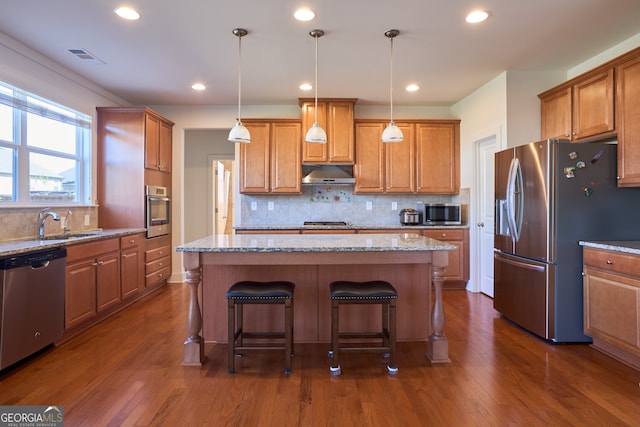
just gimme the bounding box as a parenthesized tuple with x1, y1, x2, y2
(208, 156, 235, 235)
(473, 133, 499, 297)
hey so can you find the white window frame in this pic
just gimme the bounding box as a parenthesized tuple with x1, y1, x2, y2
(0, 81, 91, 206)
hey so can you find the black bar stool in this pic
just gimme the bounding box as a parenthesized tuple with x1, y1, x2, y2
(226, 280, 295, 374)
(329, 280, 398, 376)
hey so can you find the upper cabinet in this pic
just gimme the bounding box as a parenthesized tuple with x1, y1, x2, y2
(144, 114, 172, 173)
(616, 50, 640, 187)
(240, 119, 302, 194)
(299, 98, 357, 164)
(539, 45, 640, 188)
(96, 107, 174, 229)
(539, 68, 615, 142)
(354, 119, 460, 194)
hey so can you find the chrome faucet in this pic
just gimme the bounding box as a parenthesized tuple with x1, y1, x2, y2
(38, 208, 60, 239)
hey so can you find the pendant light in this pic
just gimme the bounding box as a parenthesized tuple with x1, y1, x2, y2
(382, 29, 404, 143)
(228, 28, 250, 143)
(305, 29, 327, 144)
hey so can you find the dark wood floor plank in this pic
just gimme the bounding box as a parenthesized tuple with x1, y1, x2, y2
(1, 285, 639, 426)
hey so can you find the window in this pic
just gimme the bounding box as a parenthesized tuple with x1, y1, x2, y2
(0, 81, 91, 205)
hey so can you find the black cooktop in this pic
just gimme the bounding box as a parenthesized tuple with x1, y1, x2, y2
(303, 221, 347, 226)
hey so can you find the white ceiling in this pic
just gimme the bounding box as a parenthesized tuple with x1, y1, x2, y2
(2, 0, 640, 107)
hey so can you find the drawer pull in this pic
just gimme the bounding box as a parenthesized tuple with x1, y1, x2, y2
(606, 259, 613, 265)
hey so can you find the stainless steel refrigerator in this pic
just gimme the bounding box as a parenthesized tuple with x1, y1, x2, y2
(494, 139, 640, 342)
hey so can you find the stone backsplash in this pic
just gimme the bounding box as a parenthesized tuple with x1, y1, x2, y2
(240, 187, 470, 227)
(0, 206, 99, 241)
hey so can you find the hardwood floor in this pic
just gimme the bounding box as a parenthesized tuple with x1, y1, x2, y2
(1, 284, 639, 426)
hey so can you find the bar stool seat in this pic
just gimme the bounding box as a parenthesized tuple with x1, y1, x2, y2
(329, 280, 398, 376)
(226, 280, 295, 375)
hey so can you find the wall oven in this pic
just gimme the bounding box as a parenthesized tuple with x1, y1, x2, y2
(146, 185, 170, 238)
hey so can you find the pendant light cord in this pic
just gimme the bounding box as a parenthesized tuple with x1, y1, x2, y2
(389, 35, 394, 123)
(237, 34, 243, 122)
(314, 32, 319, 124)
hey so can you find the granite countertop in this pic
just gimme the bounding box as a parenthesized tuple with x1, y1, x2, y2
(580, 240, 640, 255)
(0, 228, 146, 257)
(176, 233, 456, 253)
(234, 224, 470, 231)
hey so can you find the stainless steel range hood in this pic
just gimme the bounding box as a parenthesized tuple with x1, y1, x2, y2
(302, 165, 355, 185)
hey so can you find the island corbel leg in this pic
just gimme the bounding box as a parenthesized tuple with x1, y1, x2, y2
(182, 252, 205, 366)
(427, 250, 451, 363)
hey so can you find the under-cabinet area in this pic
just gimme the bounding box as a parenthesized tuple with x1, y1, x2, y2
(581, 242, 640, 370)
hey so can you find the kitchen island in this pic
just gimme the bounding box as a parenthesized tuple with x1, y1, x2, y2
(176, 233, 454, 366)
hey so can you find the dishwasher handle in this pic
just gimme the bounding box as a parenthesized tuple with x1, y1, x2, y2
(30, 260, 51, 270)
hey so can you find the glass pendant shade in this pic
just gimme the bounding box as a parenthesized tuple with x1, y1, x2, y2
(305, 29, 327, 144)
(229, 28, 250, 143)
(305, 122, 327, 144)
(383, 29, 403, 143)
(228, 121, 251, 143)
(382, 122, 404, 143)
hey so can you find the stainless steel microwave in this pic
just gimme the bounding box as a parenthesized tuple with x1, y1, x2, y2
(423, 203, 461, 226)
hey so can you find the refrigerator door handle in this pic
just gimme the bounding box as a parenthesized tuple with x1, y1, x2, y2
(506, 158, 523, 242)
(494, 251, 546, 272)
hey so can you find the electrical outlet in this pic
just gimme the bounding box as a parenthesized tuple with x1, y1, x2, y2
(251, 202, 257, 211)
(366, 201, 373, 210)
(268, 201, 274, 211)
(391, 202, 398, 211)
(84, 214, 90, 226)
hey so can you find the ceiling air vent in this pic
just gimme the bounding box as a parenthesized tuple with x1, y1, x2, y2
(68, 48, 105, 65)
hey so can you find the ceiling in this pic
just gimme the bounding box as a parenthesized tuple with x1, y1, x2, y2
(2, 1, 640, 107)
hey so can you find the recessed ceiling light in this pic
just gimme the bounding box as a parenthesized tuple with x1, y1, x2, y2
(192, 83, 206, 91)
(114, 7, 141, 21)
(299, 83, 313, 91)
(466, 10, 489, 24)
(406, 84, 420, 92)
(294, 8, 315, 21)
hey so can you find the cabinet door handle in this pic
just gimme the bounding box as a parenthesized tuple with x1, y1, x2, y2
(606, 259, 613, 265)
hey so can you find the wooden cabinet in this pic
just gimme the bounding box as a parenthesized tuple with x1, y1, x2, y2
(144, 115, 172, 173)
(539, 68, 615, 142)
(422, 228, 469, 288)
(145, 235, 171, 288)
(616, 50, 640, 187)
(582, 246, 640, 370)
(65, 238, 120, 329)
(97, 107, 174, 229)
(240, 120, 302, 194)
(300, 98, 357, 164)
(354, 120, 460, 194)
(120, 233, 144, 299)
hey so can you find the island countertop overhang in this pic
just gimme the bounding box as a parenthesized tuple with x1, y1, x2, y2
(176, 233, 456, 253)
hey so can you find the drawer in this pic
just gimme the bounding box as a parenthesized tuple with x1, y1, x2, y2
(66, 238, 119, 262)
(146, 266, 171, 287)
(583, 247, 640, 277)
(146, 245, 170, 262)
(422, 229, 465, 241)
(145, 255, 170, 275)
(120, 233, 143, 249)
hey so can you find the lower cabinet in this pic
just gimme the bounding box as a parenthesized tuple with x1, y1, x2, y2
(421, 228, 469, 288)
(65, 238, 120, 329)
(120, 233, 145, 299)
(145, 235, 171, 288)
(583, 247, 640, 370)
(64, 232, 154, 336)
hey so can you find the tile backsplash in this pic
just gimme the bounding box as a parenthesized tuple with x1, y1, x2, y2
(240, 187, 470, 226)
(0, 206, 99, 241)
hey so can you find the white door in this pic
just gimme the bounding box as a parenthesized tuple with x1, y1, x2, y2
(211, 159, 234, 235)
(475, 135, 498, 297)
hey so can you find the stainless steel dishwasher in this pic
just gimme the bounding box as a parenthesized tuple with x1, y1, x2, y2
(0, 247, 66, 370)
